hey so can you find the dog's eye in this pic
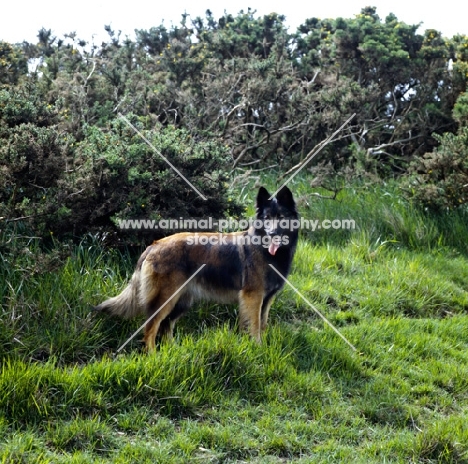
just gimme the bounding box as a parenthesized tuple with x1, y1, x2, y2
(264, 214, 271, 220)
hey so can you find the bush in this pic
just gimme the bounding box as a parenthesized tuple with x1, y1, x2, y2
(63, 117, 242, 241)
(0, 90, 241, 246)
(407, 127, 468, 210)
(0, 87, 71, 237)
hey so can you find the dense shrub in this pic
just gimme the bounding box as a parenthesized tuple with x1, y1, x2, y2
(407, 92, 468, 210)
(1, 8, 468, 244)
(0, 88, 241, 244)
(65, 117, 242, 240)
(407, 128, 468, 209)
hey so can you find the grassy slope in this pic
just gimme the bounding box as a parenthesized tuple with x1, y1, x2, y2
(1, 180, 468, 463)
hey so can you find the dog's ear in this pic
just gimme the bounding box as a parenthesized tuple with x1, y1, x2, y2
(276, 186, 296, 210)
(256, 187, 271, 210)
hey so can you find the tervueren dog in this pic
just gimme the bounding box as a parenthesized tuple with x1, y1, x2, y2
(95, 186, 299, 351)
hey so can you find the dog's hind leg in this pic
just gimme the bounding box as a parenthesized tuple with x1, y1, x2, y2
(142, 275, 188, 351)
(143, 293, 182, 351)
(139, 261, 188, 351)
(158, 295, 192, 342)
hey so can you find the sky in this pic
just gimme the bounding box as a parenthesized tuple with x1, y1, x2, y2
(2, 0, 467, 45)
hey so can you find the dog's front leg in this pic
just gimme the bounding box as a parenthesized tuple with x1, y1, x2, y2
(238, 289, 264, 342)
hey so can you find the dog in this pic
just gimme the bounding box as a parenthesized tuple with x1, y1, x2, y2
(95, 186, 298, 351)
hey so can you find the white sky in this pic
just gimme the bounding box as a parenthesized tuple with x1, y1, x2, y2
(2, 0, 467, 45)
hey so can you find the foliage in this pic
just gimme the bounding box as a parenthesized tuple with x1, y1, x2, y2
(1, 8, 468, 240)
(63, 117, 241, 239)
(0, 42, 27, 85)
(4, 9, 467, 171)
(406, 88, 468, 210)
(2, 9, 468, 461)
(0, 87, 71, 237)
(2, 183, 468, 462)
(293, 8, 460, 167)
(454, 90, 468, 125)
(407, 126, 468, 209)
(0, 88, 240, 242)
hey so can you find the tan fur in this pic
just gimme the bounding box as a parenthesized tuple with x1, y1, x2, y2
(94, 269, 143, 319)
(95, 233, 271, 351)
(95, 186, 298, 352)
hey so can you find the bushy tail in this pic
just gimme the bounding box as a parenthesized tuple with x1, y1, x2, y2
(94, 269, 143, 319)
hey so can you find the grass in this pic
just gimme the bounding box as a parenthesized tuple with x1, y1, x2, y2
(1, 180, 468, 462)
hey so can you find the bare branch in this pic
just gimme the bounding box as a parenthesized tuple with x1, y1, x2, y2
(366, 134, 423, 157)
(232, 120, 305, 168)
(280, 129, 357, 179)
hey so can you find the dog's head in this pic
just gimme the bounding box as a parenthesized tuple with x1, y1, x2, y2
(255, 186, 298, 256)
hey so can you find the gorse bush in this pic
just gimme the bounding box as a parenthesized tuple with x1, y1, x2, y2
(407, 127, 468, 210)
(0, 87, 71, 237)
(0, 88, 241, 243)
(405, 89, 468, 210)
(1, 8, 468, 246)
(3, 9, 467, 172)
(60, 116, 242, 240)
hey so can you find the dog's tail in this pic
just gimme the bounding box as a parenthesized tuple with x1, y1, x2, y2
(94, 268, 143, 319)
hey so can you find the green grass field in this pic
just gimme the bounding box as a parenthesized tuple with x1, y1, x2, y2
(1, 180, 468, 463)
